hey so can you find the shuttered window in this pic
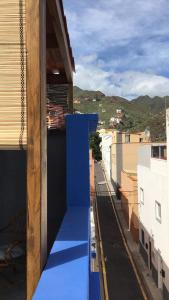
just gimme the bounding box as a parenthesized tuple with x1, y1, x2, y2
(0, 0, 26, 149)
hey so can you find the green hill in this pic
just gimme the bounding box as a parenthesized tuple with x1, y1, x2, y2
(73, 86, 105, 100)
(73, 87, 169, 141)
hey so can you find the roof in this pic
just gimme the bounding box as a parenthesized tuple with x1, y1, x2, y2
(59, 0, 75, 71)
(47, 0, 75, 84)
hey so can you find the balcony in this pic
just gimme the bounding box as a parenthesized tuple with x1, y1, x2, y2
(33, 114, 101, 300)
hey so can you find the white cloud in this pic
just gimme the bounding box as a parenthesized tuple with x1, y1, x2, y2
(74, 58, 169, 99)
(112, 71, 169, 99)
(65, 0, 169, 56)
(64, 0, 169, 97)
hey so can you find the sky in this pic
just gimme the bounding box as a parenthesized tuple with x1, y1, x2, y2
(63, 0, 169, 99)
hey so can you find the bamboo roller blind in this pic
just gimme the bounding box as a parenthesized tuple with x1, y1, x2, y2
(0, 0, 26, 149)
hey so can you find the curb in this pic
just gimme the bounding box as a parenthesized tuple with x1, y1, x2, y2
(131, 252, 154, 300)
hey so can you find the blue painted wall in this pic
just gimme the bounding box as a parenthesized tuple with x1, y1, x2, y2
(90, 272, 101, 300)
(66, 114, 98, 207)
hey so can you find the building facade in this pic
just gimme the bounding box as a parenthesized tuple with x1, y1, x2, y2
(138, 110, 169, 299)
(101, 133, 112, 180)
(101, 130, 149, 242)
(111, 130, 148, 188)
(120, 170, 139, 242)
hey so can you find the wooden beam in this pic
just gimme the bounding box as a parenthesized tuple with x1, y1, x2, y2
(47, 73, 67, 84)
(46, 33, 58, 48)
(47, 0, 73, 83)
(46, 48, 64, 72)
(26, 1, 47, 299)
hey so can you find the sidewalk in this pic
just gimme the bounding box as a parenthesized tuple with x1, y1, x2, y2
(102, 163, 163, 300)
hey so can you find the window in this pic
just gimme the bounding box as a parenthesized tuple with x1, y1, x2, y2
(160, 146, 167, 160)
(155, 201, 161, 223)
(140, 187, 144, 204)
(141, 229, 145, 245)
(152, 146, 160, 158)
(125, 134, 130, 143)
(151, 145, 167, 160)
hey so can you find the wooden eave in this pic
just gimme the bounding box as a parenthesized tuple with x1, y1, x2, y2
(47, 0, 75, 85)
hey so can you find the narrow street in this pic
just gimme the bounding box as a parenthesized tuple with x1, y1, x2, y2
(95, 162, 145, 300)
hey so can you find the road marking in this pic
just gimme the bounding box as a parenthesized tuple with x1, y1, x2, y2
(101, 164, 148, 300)
(95, 182, 109, 300)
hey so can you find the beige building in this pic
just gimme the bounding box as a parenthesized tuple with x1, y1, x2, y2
(120, 170, 139, 242)
(111, 130, 149, 189)
(110, 130, 150, 242)
(73, 98, 81, 104)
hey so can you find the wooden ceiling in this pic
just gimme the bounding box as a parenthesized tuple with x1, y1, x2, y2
(46, 1, 75, 85)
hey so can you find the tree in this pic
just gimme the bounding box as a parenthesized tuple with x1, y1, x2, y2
(90, 132, 102, 161)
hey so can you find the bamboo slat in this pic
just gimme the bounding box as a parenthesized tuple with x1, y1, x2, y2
(0, 0, 27, 148)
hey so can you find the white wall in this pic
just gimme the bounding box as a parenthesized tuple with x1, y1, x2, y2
(138, 158, 169, 259)
(101, 134, 112, 180)
(138, 144, 151, 168)
(138, 111, 169, 292)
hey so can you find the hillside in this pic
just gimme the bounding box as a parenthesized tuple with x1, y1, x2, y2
(73, 86, 105, 100)
(131, 95, 169, 115)
(73, 87, 169, 141)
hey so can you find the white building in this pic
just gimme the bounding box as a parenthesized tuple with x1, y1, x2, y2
(116, 109, 121, 113)
(101, 133, 112, 180)
(138, 110, 169, 300)
(109, 116, 122, 127)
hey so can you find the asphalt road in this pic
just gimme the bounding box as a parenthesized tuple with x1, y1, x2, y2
(95, 162, 144, 300)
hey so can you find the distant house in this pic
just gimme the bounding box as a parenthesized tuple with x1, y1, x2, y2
(109, 116, 122, 127)
(116, 109, 125, 118)
(98, 120, 104, 125)
(74, 110, 82, 114)
(109, 109, 125, 128)
(74, 98, 81, 104)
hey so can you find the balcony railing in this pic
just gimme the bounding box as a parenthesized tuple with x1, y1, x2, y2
(151, 145, 167, 160)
